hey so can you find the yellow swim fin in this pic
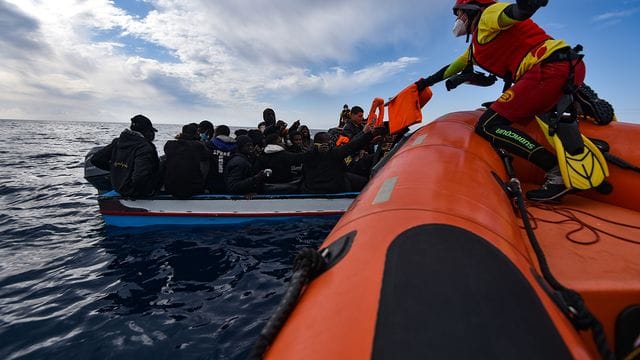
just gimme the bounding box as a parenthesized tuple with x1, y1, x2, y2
(536, 117, 609, 190)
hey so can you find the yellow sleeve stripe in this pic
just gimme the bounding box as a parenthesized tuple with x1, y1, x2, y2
(444, 50, 471, 78)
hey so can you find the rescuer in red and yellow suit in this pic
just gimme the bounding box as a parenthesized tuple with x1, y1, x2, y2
(416, 0, 614, 201)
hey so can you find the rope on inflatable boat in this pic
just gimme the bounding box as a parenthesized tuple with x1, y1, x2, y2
(248, 248, 326, 359)
(493, 148, 615, 360)
(528, 203, 640, 246)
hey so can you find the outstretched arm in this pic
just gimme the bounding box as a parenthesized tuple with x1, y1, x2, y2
(415, 50, 470, 91)
(504, 0, 548, 21)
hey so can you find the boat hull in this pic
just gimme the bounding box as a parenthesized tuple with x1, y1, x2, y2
(98, 191, 357, 227)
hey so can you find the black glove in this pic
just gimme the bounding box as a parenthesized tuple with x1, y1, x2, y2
(415, 74, 442, 92)
(445, 71, 497, 91)
(415, 78, 431, 92)
(415, 64, 449, 91)
(468, 72, 497, 87)
(516, 0, 548, 12)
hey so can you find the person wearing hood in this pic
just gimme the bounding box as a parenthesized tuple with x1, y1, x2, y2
(206, 124, 237, 193)
(90, 114, 160, 197)
(197, 120, 214, 144)
(163, 123, 209, 198)
(224, 135, 269, 195)
(262, 108, 276, 128)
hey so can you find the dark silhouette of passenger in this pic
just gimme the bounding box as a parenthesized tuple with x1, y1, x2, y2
(91, 114, 160, 197)
(224, 135, 268, 195)
(254, 131, 306, 186)
(263, 108, 276, 128)
(300, 122, 374, 194)
(206, 125, 236, 193)
(163, 123, 209, 198)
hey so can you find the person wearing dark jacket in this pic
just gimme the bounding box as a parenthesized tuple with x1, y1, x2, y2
(254, 131, 306, 184)
(286, 130, 305, 153)
(247, 129, 265, 154)
(163, 123, 209, 198)
(341, 105, 365, 140)
(90, 114, 160, 197)
(206, 124, 237, 193)
(300, 122, 374, 194)
(224, 135, 268, 195)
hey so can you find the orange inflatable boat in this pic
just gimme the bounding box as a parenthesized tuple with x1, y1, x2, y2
(254, 109, 640, 359)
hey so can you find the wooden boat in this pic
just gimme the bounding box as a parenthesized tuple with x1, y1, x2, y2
(85, 146, 358, 227)
(259, 110, 640, 359)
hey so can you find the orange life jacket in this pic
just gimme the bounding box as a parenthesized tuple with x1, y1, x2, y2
(336, 135, 350, 146)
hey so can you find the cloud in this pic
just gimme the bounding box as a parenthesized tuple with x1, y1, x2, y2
(0, 0, 445, 127)
(591, 7, 640, 28)
(0, 1, 48, 55)
(270, 56, 420, 95)
(592, 7, 640, 22)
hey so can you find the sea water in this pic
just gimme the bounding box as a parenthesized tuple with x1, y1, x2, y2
(0, 119, 336, 359)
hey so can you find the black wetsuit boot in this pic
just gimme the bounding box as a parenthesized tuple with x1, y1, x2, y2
(475, 109, 569, 201)
(575, 84, 615, 125)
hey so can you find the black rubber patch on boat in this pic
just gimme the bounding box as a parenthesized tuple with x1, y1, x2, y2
(372, 224, 572, 359)
(616, 305, 640, 359)
(320, 231, 355, 271)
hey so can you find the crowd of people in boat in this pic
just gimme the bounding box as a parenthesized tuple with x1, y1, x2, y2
(90, 106, 396, 198)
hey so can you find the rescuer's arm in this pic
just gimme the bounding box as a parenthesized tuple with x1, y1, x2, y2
(415, 50, 470, 91)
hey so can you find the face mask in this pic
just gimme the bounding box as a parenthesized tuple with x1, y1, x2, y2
(200, 133, 210, 142)
(452, 18, 467, 37)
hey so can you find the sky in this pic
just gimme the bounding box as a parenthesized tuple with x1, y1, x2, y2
(1, 0, 639, 129)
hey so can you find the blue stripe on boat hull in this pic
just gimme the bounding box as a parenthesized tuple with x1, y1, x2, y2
(102, 214, 342, 227)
